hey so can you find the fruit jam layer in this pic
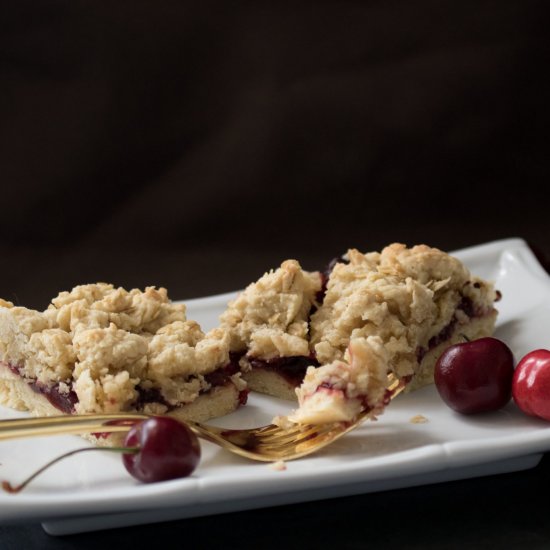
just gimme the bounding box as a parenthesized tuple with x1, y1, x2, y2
(2, 361, 77, 413)
(2, 359, 248, 415)
(248, 354, 320, 386)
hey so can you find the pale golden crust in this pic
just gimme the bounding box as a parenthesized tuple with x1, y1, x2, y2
(243, 368, 298, 401)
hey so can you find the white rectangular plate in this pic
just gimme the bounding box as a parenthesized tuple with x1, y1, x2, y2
(2, 238, 550, 536)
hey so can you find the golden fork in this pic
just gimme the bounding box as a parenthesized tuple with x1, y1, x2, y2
(0, 375, 405, 462)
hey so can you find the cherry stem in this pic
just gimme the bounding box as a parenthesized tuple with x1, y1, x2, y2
(459, 334, 470, 342)
(1, 446, 139, 494)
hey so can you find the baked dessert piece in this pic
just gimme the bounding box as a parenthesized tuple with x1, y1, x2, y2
(219, 260, 322, 400)
(0, 284, 247, 445)
(311, 243, 499, 392)
(281, 243, 500, 425)
(222, 243, 499, 413)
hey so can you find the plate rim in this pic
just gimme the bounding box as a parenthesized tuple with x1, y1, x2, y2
(1, 236, 550, 528)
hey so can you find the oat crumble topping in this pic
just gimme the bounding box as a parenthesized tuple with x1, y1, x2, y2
(311, 244, 497, 379)
(0, 283, 233, 414)
(219, 259, 322, 360)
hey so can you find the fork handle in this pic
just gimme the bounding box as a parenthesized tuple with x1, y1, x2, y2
(0, 413, 231, 450)
(0, 413, 151, 440)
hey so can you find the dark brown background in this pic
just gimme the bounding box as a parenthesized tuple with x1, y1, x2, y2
(1, 1, 550, 548)
(1, 0, 549, 310)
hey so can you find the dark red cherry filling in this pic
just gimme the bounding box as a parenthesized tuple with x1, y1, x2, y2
(248, 354, 320, 386)
(3, 362, 77, 413)
(29, 379, 78, 413)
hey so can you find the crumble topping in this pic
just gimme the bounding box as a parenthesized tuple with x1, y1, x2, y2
(311, 244, 497, 379)
(147, 322, 229, 376)
(45, 283, 187, 334)
(219, 259, 322, 359)
(0, 284, 233, 414)
(0, 307, 52, 366)
(143, 323, 232, 406)
(73, 324, 149, 378)
(27, 329, 76, 384)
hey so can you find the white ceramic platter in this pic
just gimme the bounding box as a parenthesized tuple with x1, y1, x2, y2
(1, 238, 550, 536)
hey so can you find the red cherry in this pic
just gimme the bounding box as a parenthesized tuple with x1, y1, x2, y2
(434, 337, 514, 414)
(512, 349, 550, 421)
(122, 417, 201, 483)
